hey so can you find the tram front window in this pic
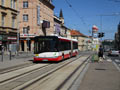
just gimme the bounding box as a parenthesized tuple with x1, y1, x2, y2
(34, 38, 58, 54)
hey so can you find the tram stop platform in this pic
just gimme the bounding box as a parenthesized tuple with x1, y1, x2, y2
(77, 59, 120, 90)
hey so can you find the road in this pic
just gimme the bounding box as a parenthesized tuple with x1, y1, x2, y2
(105, 52, 120, 68)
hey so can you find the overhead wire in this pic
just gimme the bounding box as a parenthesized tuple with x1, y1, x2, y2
(63, 0, 90, 30)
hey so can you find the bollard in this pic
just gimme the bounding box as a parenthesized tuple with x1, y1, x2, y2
(9, 50, 12, 60)
(1, 50, 3, 62)
(1, 46, 4, 62)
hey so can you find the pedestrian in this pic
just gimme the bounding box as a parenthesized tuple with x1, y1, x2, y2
(98, 45, 104, 62)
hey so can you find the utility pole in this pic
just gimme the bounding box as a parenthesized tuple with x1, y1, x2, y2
(17, 0, 20, 56)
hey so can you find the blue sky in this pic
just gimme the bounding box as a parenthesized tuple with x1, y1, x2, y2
(53, 0, 120, 40)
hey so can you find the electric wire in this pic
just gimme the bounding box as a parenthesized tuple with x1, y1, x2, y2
(63, 0, 90, 31)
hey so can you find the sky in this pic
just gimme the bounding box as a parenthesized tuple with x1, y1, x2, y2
(53, 0, 120, 40)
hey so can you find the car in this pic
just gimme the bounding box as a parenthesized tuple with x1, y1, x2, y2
(108, 49, 120, 56)
(104, 48, 110, 52)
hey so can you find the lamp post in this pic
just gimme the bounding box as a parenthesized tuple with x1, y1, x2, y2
(17, 27, 19, 56)
(27, 26, 30, 53)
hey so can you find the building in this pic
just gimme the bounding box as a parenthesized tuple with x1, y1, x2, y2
(70, 30, 91, 51)
(19, 0, 54, 52)
(103, 39, 114, 50)
(54, 15, 62, 35)
(54, 9, 69, 37)
(114, 22, 120, 50)
(114, 33, 119, 49)
(0, 0, 19, 53)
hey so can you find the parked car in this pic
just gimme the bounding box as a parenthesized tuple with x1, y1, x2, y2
(104, 48, 110, 52)
(108, 49, 120, 56)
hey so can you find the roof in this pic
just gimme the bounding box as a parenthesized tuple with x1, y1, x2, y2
(70, 30, 87, 37)
(43, 0, 55, 9)
(59, 9, 64, 18)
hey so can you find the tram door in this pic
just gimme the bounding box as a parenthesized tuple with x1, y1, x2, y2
(71, 41, 73, 56)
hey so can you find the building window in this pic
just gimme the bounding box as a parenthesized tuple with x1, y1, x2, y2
(23, 1, 28, 8)
(1, 0, 4, 6)
(23, 14, 28, 22)
(12, 17, 15, 28)
(11, 0, 16, 9)
(23, 27, 28, 34)
(1, 15, 5, 27)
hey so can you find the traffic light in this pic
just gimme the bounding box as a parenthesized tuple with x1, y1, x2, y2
(101, 32, 104, 37)
(98, 32, 105, 38)
(98, 33, 101, 38)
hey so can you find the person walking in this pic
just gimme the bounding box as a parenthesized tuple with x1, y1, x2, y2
(98, 45, 104, 62)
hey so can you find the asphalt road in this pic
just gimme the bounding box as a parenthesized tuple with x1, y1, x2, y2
(105, 52, 120, 68)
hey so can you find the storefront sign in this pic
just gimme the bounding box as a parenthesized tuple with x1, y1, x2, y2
(42, 20, 50, 28)
(11, 42, 17, 44)
(55, 24, 60, 34)
(20, 34, 35, 38)
(8, 37, 17, 40)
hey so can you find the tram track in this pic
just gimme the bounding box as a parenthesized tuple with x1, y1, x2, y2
(13, 54, 90, 90)
(56, 55, 92, 90)
(0, 54, 90, 90)
(0, 55, 81, 90)
(0, 62, 34, 74)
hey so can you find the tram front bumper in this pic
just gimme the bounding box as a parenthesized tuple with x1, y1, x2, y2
(34, 56, 63, 62)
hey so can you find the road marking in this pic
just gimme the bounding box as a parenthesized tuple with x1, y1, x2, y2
(107, 59, 112, 62)
(113, 62, 120, 72)
(115, 59, 120, 63)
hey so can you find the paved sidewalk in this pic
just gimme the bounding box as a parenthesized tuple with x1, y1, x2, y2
(78, 60, 120, 90)
(0, 52, 34, 70)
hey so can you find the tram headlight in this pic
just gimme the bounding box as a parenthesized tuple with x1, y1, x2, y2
(35, 54, 39, 57)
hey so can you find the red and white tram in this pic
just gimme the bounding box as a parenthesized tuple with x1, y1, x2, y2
(34, 35, 78, 62)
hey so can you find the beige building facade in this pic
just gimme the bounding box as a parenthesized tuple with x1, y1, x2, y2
(19, 0, 54, 52)
(70, 30, 92, 51)
(0, 0, 18, 52)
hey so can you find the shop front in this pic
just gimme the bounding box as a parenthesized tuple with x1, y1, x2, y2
(20, 34, 35, 52)
(0, 35, 17, 54)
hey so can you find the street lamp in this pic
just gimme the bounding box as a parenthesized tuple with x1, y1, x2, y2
(27, 26, 30, 52)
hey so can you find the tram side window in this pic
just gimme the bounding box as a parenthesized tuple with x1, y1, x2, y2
(59, 40, 71, 51)
(68, 42, 71, 50)
(59, 41, 64, 51)
(34, 42, 39, 53)
(73, 42, 78, 49)
(65, 41, 71, 50)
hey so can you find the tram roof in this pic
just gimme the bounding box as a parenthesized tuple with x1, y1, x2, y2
(35, 34, 78, 42)
(49, 34, 78, 42)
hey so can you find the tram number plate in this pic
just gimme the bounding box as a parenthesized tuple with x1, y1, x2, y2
(42, 59, 48, 61)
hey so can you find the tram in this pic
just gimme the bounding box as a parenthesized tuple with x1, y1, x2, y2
(34, 35, 78, 62)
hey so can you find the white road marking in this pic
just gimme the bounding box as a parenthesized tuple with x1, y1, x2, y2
(107, 59, 112, 62)
(113, 62, 120, 72)
(115, 59, 120, 63)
